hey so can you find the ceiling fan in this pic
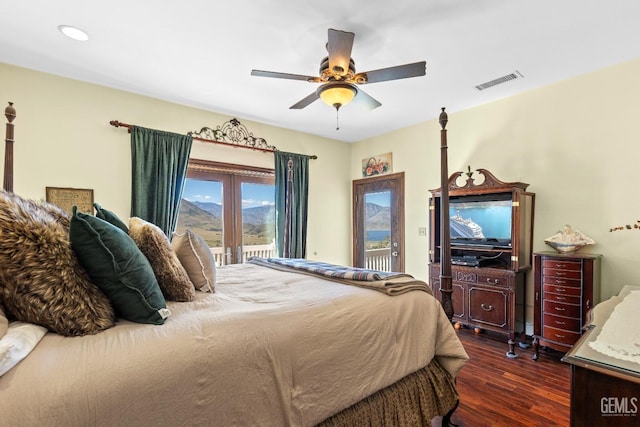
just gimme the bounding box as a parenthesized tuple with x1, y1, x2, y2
(251, 29, 426, 113)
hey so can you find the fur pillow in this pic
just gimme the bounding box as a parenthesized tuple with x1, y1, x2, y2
(172, 230, 216, 293)
(0, 191, 116, 336)
(129, 217, 196, 302)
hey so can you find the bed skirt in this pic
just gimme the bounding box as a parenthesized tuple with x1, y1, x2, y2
(317, 358, 458, 427)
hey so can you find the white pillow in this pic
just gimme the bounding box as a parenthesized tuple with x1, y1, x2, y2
(0, 321, 48, 377)
(0, 306, 8, 340)
(172, 230, 216, 293)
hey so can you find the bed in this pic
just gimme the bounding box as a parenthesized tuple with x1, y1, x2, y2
(0, 102, 467, 426)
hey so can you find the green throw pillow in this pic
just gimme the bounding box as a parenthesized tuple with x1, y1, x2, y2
(94, 202, 129, 233)
(69, 207, 170, 325)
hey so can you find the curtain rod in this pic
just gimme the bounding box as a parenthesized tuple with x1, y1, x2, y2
(109, 120, 317, 159)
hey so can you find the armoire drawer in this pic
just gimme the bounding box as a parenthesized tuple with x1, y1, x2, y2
(543, 284, 582, 296)
(543, 292, 581, 305)
(543, 325, 581, 345)
(543, 313, 581, 332)
(543, 300, 580, 318)
(543, 276, 581, 287)
(542, 268, 582, 281)
(468, 286, 507, 328)
(542, 260, 582, 271)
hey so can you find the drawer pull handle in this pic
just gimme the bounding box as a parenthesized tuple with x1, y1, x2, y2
(554, 307, 566, 312)
(555, 287, 566, 293)
(480, 304, 494, 312)
(485, 278, 500, 285)
(555, 280, 566, 285)
(555, 321, 566, 325)
(556, 272, 566, 276)
(554, 333, 566, 338)
(555, 296, 566, 301)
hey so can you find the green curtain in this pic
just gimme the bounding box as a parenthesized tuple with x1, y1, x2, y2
(275, 151, 309, 258)
(130, 126, 192, 239)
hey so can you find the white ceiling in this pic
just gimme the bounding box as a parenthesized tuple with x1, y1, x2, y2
(2, 0, 640, 143)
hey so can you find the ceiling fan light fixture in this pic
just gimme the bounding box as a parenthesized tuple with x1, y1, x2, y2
(318, 84, 356, 109)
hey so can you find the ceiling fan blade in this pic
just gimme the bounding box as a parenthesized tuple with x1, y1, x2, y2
(251, 69, 319, 82)
(353, 88, 382, 111)
(354, 61, 426, 84)
(289, 92, 320, 109)
(327, 29, 355, 78)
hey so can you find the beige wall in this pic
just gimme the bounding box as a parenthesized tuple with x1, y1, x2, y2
(351, 57, 640, 329)
(0, 63, 352, 265)
(3, 57, 640, 329)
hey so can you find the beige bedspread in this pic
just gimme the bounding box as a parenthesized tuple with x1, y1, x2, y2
(0, 263, 467, 427)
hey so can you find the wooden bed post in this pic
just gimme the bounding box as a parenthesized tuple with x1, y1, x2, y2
(4, 102, 16, 193)
(439, 108, 454, 320)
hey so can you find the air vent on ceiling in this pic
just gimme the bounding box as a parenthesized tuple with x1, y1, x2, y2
(475, 71, 523, 91)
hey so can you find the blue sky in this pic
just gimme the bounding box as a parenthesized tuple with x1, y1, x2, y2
(183, 179, 391, 208)
(365, 191, 390, 207)
(182, 179, 274, 208)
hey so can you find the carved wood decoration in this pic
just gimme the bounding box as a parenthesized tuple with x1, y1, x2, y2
(439, 107, 454, 321)
(446, 166, 530, 192)
(4, 102, 16, 193)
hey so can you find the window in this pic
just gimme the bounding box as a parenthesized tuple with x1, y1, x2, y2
(175, 160, 276, 265)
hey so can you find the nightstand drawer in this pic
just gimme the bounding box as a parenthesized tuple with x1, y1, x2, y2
(543, 300, 580, 318)
(543, 325, 580, 345)
(543, 313, 581, 332)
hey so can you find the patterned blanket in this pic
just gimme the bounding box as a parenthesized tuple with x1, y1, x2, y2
(247, 257, 432, 296)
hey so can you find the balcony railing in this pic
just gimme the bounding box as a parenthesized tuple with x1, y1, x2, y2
(210, 242, 276, 266)
(364, 248, 391, 271)
(209, 243, 390, 271)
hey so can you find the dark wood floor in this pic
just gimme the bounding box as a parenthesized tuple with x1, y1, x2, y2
(447, 327, 571, 427)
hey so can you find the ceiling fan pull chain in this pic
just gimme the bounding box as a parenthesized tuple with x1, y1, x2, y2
(336, 108, 340, 130)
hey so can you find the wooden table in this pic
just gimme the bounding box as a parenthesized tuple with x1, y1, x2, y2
(562, 286, 640, 427)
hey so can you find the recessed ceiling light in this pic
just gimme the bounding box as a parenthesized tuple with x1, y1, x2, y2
(58, 25, 89, 42)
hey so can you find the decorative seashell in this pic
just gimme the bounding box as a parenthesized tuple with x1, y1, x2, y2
(544, 224, 595, 253)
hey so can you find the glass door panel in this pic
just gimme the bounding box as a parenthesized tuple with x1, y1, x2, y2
(239, 182, 276, 262)
(176, 178, 227, 265)
(364, 191, 392, 271)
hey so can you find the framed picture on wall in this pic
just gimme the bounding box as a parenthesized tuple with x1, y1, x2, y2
(362, 153, 392, 177)
(46, 187, 94, 215)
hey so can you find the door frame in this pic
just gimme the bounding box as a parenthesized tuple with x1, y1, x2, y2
(352, 172, 405, 272)
(184, 159, 274, 264)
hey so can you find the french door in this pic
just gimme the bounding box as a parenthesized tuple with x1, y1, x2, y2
(175, 160, 275, 265)
(352, 172, 405, 272)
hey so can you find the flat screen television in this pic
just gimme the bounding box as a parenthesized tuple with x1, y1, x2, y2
(449, 193, 512, 248)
